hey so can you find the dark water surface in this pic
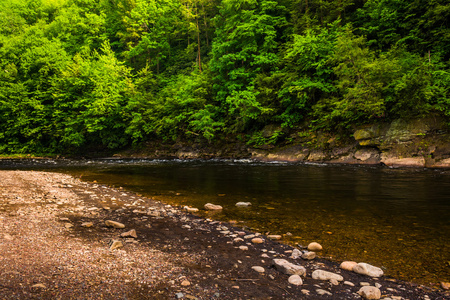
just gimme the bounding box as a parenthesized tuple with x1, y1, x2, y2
(1, 159, 449, 286)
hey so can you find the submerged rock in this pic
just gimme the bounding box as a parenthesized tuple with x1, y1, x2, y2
(235, 202, 252, 207)
(204, 203, 223, 211)
(307, 242, 322, 251)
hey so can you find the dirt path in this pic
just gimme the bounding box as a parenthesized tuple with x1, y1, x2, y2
(0, 171, 448, 299)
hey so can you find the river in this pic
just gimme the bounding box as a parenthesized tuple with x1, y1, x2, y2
(1, 158, 449, 286)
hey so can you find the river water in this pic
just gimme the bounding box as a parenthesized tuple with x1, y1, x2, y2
(1, 159, 449, 286)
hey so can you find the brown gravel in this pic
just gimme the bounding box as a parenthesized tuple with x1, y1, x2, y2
(0, 170, 448, 300)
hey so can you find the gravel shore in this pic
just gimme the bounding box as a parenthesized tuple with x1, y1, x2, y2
(0, 170, 448, 299)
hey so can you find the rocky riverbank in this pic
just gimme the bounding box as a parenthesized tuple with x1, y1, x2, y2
(117, 116, 450, 169)
(0, 170, 449, 299)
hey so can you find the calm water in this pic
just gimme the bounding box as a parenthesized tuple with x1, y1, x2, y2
(1, 159, 449, 286)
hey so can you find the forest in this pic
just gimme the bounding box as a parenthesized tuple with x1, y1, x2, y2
(0, 0, 449, 154)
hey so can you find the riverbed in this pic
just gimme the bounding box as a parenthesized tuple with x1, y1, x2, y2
(1, 158, 449, 287)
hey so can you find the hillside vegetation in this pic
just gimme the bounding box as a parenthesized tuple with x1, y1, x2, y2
(0, 0, 449, 154)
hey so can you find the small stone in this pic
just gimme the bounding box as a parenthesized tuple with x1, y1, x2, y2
(375, 283, 382, 289)
(311, 270, 343, 281)
(3, 233, 13, 240)
(344, 281, 355, 287)
(330, 279, 339, 286)
(182, 225, 192, 229)
(353, 263, 384, 277)
(357, 286, 381, 299)
(65, 223, 73, 229)
(301, 289, 310, 295)
(176, 292, 184, 299)
(261, 253, 270, 258)
(441, 282, 450, 290)
(244, 234, 255, 239)
(307, 242, 322, 251)
(109, 240, 123, 250)
(234, 238, 244, 243)
(251, 238, 264, 244)
(290, 249, 302, 259)
(301, 251, 316, 260)
(181, 280, 190, 286)
(204, 203, 223, 211)
(316, 289, 332, 296)
(252, 266, 265, 273)
(121, 229, 137, 238)
(184, 206, 199, 213)
(340, 261, 358, 271)
(360, 282, 370, 286)
(235, 202, 252, 207)
(239, 246, 248, 251)
(273, 259, 306, 276)
(288, 275, 303, 286)
(232, 286, 239, 289)
(31, 284, 46, 289)
(267, 235, 282, 240)
(81, 222, 93, 228)
(105, 220, 125, 229)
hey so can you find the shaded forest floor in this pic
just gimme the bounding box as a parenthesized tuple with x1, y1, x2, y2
(0, 170, 448, 299)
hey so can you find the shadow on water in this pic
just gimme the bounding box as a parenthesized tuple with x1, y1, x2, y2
(1, 158, 449, 285)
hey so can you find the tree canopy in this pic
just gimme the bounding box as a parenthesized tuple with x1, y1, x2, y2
(0, 0, 449, 154)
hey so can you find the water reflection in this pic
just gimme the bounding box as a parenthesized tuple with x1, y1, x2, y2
(1, 159, 449, 285)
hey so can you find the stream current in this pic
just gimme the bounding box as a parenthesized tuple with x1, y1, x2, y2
(1, 158, 449, 286)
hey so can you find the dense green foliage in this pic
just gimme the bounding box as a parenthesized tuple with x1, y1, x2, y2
(0, 0, 449, 153)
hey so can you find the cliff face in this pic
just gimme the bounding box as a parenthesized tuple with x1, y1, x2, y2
(251, 116, 450, 168)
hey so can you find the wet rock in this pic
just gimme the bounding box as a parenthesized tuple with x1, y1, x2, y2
(441, 282, 450, 290)
(184, 206, 199, 213)
(288, 275, 303, 286)
(301, 251, 316, 260)
(105, 220, 125, 229)
(252, 266, 265, 273)
(357, 286, 381, 299)
(312, 270, 343, 281)
(307, 242, 322, 251)
(273, 259, 306, 276)
(340, 261, 358, 271)
(235, 202, 252, 207)
(290, 249, 302, 259)
(121, 229, 138, 238)
(81, 222, 93, 228)
(109, 240, 123, 250)
(267, 235, 282, 240)
(353, 263, 384, 277)
(204, 203, 223, 211)
(251, 238, 264, 244)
